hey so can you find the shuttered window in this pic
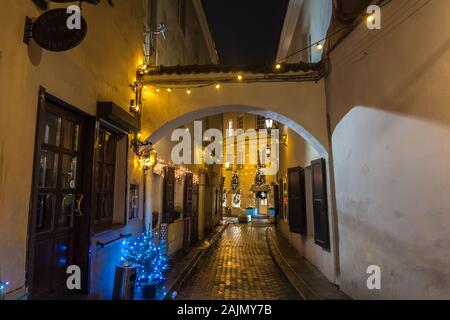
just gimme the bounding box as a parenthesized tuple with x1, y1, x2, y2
(311, 159, 330, 249)
(288, 167, 307, 235)
(163, 167, 175, 224)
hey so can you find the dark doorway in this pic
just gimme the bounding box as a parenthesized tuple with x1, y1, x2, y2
(27, 88, 94, 299)
(191, 183, 199, 242)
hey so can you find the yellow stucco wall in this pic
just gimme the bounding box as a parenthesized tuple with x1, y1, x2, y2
(0, 0, 144, 295)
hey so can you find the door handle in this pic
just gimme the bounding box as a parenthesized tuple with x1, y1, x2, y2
(75, 194, 85, 217)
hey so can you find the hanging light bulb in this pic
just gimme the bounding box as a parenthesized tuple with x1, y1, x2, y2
(275, 63, 282, 70)
(156, 88, 160, 92)
(215, 84, 221, 89)
(316, 43, 324, 50)
(237, 74, 243, 81)
(186, 89, 191, 94)
(167, 88, 172, 92)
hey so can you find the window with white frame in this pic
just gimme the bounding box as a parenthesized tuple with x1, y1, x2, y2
(227, 119, 234, 137)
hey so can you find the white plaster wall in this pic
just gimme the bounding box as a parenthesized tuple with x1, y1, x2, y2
(326, 0, 450, 299)
(151, 174, 163, 221)
(277, 0, 332, 63)
(167, 219, 184, 255)
(278, 126, 336, 282)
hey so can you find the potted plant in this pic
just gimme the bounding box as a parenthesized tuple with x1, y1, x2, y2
(122, 232, 168, 300)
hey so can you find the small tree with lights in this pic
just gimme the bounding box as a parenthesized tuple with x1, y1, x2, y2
(254, 168, 268, 200)
(254, 168, 266, 187)
(122, 232, 168, 299)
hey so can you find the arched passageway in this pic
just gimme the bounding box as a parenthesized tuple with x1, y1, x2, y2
(140, 81, 330, 154)
(145, 104, 328, 158)
(142, 103, 340, 288)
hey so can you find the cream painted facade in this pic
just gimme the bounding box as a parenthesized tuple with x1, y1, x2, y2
(221, 113, 277, 213)
(0, 0, 217, 299)
(0, 0, 144, 299)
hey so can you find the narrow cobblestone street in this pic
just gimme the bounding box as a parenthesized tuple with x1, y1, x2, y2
(176, 220, 302, 300)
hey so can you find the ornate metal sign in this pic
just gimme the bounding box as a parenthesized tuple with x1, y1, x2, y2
(31, 8, 87, 52)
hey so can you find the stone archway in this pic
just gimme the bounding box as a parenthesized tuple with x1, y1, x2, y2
(145, 104, 328, 158)
(139, 78, 340, 283)
(140, 81, 330, 155)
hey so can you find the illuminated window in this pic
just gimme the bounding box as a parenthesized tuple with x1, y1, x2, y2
(228, 119, 234, 137)
(237, 116, 244, 129)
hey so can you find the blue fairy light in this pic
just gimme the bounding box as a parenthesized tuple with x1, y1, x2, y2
(0, 280, 9, 295)
(121, 231, 169, 291)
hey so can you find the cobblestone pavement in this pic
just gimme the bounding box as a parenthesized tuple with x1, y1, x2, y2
(176, 220, 302, 300)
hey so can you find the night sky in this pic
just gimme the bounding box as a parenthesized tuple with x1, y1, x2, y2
(202, 0, 289, 65)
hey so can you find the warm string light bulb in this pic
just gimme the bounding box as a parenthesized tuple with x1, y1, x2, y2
(186, 89, 191, 94)
(237, 74, 243, 81)
(167, 88, 172, 92)
(215, 84, 221, 89)
(316, 43, 323, 50)
(275, 63, 281, 70)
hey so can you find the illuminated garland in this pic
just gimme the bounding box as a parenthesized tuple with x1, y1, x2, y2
(193, 174, 200, 185)
(152, 159, 198, 183)
(175, 166, 190, 181)
(153, 160, 166, 177)
(121, 232, 168, 291)
(0, 280, 9, 299)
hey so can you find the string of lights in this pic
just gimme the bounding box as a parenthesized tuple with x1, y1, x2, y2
(0, 280, 9, 299)
(121, 232, 168, 292)
(279, 0, 394, 62)
(130, 2, 393, 112)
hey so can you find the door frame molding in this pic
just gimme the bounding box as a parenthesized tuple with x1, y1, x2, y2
(25, 87, 96, 298)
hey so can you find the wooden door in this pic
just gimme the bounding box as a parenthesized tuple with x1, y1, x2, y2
(191, 183, 199, 242)
(29, 90, 91, 298)
(288, 167, 307, 235)
(311, 159, 330, 249)
(273, 183, 280, 226)
(184, 173, 193, 218)
(183, 173, 193, 250)
(162, 167, 175, 223)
